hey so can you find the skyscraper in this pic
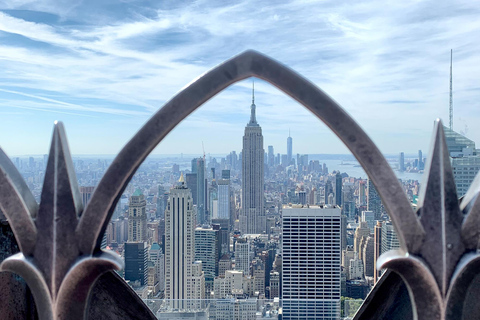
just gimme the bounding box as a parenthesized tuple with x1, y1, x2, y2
(287, 131, 292, 165)
(418, 150, 423, 170)
(165, 174, 196, 310)
(185, 173, 198, 204)
(367, 179, 383, 220)
(128, 189, 147, 243)
(399, 152, 405, 172)
(124, 242, 148, 286)
(282, 205, 341, 319)
(80, 186, 94, 209)
(234, 237, 251, 274)
(80, 185, 107, 248)
(267, 145, 274, 167)
(381, 221, 400, 255)
(194, 226, 220, 294)
(193, 158, 206, 225)
(373, 221, 382, 283)
(361, 210, 375, 233)
(149, 242, 165, 292)
(335, 172, 342, 206)
(444, 126, 480, 196)
(217, 178, 230, 220)
(157, 185, 166, 219)
(240, 84, 265, 234)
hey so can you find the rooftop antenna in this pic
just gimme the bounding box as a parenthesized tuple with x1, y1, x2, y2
(252, 79, 255, 104)
(249, 79, 257, 124)
(449, 49, 453, 130)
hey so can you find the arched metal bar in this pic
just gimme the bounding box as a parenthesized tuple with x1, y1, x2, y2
(0, 254, 53, 320)
(55, 252, 123, 320)
(446, 252, 480, 320)
(0, 148, 38, 256)
(378, 250, 444, 320)
(77, 50, 424, 255)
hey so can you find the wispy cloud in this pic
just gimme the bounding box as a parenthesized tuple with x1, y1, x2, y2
(0, 0, 479, 155)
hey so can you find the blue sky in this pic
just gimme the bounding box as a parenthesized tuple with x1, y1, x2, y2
(0, 0, 479, 157)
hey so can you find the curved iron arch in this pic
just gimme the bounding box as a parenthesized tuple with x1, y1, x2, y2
(76, 49, 425, 255)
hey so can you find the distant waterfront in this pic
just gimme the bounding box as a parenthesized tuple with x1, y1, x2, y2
(19, 153, 424, 182)
(307, 156, 423, 182)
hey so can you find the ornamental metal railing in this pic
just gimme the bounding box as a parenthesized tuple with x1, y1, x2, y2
(1, 50, 480, 320)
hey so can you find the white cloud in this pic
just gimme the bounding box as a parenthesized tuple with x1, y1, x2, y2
(0, 0, 479, 155)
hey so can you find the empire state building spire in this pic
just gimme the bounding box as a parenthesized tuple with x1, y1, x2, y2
(249, 81, 258, 126)
(241, 79, 265, 234)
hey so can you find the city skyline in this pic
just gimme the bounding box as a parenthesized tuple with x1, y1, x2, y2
(1, 1, 480, 156)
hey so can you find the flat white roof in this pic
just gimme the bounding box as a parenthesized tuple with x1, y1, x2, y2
(283, 206, 341, 217)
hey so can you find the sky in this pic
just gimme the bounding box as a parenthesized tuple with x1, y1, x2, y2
(0, 0, 479, 157)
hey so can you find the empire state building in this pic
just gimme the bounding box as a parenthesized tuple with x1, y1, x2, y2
(240, 83, 265, 234)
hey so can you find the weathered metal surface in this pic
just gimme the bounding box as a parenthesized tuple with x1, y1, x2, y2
(354, 270, 412, 320)
(376, 120, 480, 320)
(1, 216, 155, 320)
(87, 271, 156, 320)
(460, 166, 480, 249)
(0, 218, 38, 320)
(0, 123, 123, 320)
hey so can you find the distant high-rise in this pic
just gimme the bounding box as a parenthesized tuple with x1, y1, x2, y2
(287, 131, 293, 164)
(268, 145, 275, 167)
(208, 176, 218, 223)
(194, 226, 220, 294)
(80, 186, 107, 248)
(240, 83, 265, 234)
(191, 261, 206, 304)
(361, 236, 374, 278)
(156, 185, 166, 219)
(165, 174, 196, 310)
(373, 221, 382, 284)
(217, 179, 231, 220)
(80, 186, 94, 208)
(354, 221, 370, 258)
(367, 179, 383, 220)
(418, 150, 423, 170)
(149, 242, 165, 292)
(399, 152, 405, 172)
(282, 205, 341, 319)
(185, 173, 198, 205)
(381, 221, 400, 255)
(221, 169, 230, 180)
(335, 172, 342, 206)
(269, 271, 280, 298)
(128, 189, 147, 243)
(361, 210, 375, 233)
(124, 242, 148, 286)
(235, 237, 251, 274)
(359, 181, 366, 206)
(252, 257, 265, 295)
(193, 158, 206, 225)
(444, 126, 480, 197)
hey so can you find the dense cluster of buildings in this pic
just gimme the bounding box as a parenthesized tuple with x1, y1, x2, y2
(6, 93, 480, 319)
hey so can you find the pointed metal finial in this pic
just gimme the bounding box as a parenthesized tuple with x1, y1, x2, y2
(179, 172, 185, 183)
(0, 122, 123, 320)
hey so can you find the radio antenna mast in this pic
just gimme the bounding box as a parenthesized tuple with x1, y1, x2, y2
(449, 49, 453, 130)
